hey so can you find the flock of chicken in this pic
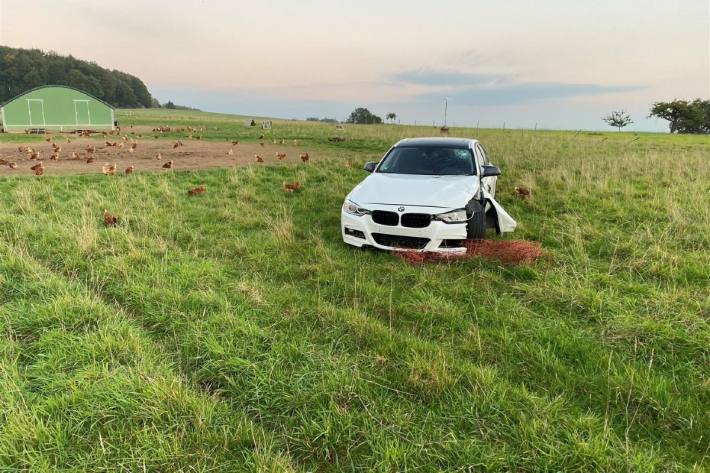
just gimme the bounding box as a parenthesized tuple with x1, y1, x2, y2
(6, 136, 158, 176)
(2, 132, 311, 226)
(2, 134, 310, 190)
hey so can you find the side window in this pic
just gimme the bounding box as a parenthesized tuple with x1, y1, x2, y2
(475, 144, 490, 167)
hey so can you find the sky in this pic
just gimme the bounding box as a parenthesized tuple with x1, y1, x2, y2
(1, 0, 708, 131)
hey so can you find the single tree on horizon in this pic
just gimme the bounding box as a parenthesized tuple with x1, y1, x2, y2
(602, 110, 633, 131)
(346, 107, 383, 125)
(386, 112, 397, 124)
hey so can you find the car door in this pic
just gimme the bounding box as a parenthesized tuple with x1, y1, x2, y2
(475, 144, 497, 197)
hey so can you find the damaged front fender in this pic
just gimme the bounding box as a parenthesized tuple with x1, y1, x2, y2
(482, 190, 517, 233)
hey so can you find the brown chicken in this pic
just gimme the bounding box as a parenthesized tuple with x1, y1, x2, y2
(53, 145, 61, 153)
(30, 151, 40, 160)
(155, 153, 162, 160)
(125, 165, 135, 175)
(103, 210, 118, 226)
(50, 153, 59, 161)
(86, 156, 96, 164)
(514, 186, 532, 199)
(255, 154, 264, 163)
(102, 163, 117, 176)
(282, 181, 301, 193)
(30, 162, 44, 176)
(276, 152, 286, 160)
(86, 145, 96, 153)
(300, 153, 310, 163)
(187, 185, 206, 196)
(162, 160, 173, 169)
(0, 159, 7, 165)
(173, 141, 180, 149)
(71, 151, 80, 160)
(8, 162, 17, 169)
(231, 140, 239, 145)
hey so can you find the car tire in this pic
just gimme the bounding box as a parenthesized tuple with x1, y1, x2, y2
(466, 199, 486, 239)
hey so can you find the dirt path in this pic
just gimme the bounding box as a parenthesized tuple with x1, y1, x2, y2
(0, 138, 314, 177)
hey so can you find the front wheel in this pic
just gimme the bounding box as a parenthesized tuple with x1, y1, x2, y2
(466, 199, 486, 239)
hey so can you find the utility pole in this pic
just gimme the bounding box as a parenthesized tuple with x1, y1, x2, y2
(443, 98, 448, 128)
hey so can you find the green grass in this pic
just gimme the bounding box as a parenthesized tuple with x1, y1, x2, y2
(0, 109, 708, 471)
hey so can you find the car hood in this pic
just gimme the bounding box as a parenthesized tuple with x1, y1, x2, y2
(348, 173, 479, 209)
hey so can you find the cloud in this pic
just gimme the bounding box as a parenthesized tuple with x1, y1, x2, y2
(393, 69, 507, 87)
(394, 69, 642, 106)
(418, 83, 641, 106)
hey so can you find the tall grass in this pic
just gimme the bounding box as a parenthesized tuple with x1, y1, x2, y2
(0, 109, 708, 471)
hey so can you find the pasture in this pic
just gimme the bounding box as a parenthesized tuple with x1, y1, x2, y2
(0, 109, 708, 472)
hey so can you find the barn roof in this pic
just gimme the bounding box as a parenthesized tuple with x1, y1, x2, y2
(0, 85, 114, 109)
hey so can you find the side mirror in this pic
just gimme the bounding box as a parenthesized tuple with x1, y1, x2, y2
(363, 161, 378, 172)
(481, 165, 501, 177)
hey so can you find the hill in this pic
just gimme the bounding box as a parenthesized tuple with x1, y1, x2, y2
(0, 46, 152, 107)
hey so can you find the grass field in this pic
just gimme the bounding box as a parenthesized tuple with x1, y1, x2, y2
(0, 109, 708, 472)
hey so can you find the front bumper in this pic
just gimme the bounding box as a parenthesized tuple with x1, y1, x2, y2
(341, 208, 468, 253)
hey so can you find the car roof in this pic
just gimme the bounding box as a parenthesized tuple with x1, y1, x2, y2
(393, 137, 477, 148)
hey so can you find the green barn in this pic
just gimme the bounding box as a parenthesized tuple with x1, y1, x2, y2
(0, 85, 115, 133)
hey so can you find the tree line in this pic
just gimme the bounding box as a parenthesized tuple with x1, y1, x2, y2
(0, 46, 153, 108)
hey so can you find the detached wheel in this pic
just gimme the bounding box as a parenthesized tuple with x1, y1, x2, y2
(466, 199, 486, 239)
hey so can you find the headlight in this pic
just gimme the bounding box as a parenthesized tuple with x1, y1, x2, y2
(342, 199, 371, 216)
(433, 209, 468, 223)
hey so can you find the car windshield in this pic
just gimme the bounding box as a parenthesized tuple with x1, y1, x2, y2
(377, 146, 475, 176)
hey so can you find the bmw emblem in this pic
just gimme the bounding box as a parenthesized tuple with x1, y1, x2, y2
(397, 206, 405, 212)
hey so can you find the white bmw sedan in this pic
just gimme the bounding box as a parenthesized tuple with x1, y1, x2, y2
(341, 137, 516, 252)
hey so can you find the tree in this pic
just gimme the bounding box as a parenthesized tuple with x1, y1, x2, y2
(602, 110, 633, 131)
(346, 107, 383, 124)
(649, 99, 709, 134)
(0, 45, 154, 107)
(386, 112, 397, 123)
